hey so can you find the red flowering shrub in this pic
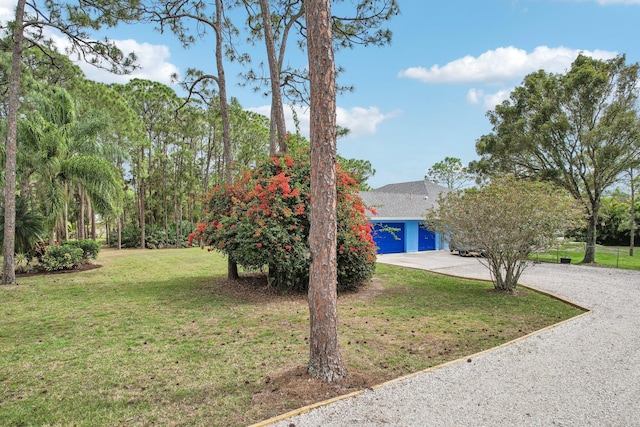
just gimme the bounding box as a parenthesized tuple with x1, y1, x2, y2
(195, 149, 376, 292)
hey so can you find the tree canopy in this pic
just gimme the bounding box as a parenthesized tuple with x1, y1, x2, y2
(597, 185, 640, 247)
(471, 54, 640, 263)
(425, 156, 472, 190)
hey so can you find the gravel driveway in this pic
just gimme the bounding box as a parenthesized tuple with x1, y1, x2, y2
(266, 250, 640, 427)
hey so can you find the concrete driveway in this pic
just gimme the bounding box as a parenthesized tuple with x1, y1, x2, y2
(378, 249, 495, 280)
(268, 250, 640, 426)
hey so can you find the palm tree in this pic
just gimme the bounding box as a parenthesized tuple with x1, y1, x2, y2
(18, 85, 123, 242)
(0, 196, 45, 255)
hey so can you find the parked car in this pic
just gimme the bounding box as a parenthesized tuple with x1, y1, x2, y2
(449, 239, 486, 257)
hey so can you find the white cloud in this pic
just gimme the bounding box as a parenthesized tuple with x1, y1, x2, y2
(467, 88, 514, 111)
(248, 105, 272, 118)
(465, 88, 483, 105)
(483, 89, 513, 110)
(398, 46, 618, 85)
(249, 104, 311, 137)
(48, 33, 179, 85)
(406, 45, 619, 111)
(337, 106, 399, 137)
(84, 39, 179, 85)
(249, 104, 398, 139)
(1, 0, 179, 86)
(0, 0, 14, 23)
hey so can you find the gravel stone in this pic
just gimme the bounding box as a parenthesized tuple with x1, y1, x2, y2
(268, 251, 640, 427)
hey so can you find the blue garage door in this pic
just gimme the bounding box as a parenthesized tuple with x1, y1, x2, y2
(418, 224, 436, 251)
(372, 222, 405, 254)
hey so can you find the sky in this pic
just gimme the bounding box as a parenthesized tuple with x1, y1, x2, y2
(2, 0, 640, 188)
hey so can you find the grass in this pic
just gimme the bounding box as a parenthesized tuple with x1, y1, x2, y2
(531, 242, 640, 270)
(1, 248, 585, 426)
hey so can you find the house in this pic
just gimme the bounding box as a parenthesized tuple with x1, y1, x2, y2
(359, 180, 450, 254)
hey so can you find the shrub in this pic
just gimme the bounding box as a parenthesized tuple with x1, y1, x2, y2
(65, 239, 100, 260)
(427, 175, 583, 292)
(108, 225, 141, 248)
(145, 223, 193, 249)
(109, 223, 195, 249)
(196, 148, 377, 292)
(0, 196, 45, 255)
(15, 253, 32, 274)
(42, 245, 84, 271)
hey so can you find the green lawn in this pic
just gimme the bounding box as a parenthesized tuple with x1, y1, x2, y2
(1, 248, 585, 426)
(531, 242, 640, 270)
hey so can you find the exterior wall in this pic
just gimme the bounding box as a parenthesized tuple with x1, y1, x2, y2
(405, 220, 420, 252)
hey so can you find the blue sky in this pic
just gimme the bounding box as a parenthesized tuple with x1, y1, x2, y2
(3, 0, 640, 187)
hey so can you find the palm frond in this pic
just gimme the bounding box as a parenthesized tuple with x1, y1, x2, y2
(0, 197, 46, 253)
(62, 155, 124, 216)
(38, 178, 67, 230)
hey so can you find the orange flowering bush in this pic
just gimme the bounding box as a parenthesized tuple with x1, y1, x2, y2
(194, 149, 376, 292)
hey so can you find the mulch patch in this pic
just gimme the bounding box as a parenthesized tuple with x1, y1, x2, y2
(250, 364, 384, 424)
(15, 263, 102, 278)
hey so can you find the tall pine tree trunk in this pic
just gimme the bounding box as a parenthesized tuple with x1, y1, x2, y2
(259, 0, 287, 155)
(174, 200, 179, 248)
(139, 146, 146, 249)
(215, 0, 238, 280)
(2, 0, 26, 285)
(117, 214, 122, 250)
(306, 0, 346, 383)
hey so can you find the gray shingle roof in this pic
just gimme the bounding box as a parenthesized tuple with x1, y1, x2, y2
(374, 180, 449, 197)
(359, 180, 450, 220)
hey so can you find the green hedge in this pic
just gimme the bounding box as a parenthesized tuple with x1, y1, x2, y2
(42, 245, 84, 271)
(41, 240, 101, 272)
(65, 239, 101, 260)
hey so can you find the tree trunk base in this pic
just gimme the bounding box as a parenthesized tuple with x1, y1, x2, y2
(308, 361, 347, 383)
(227, 259, 239, 280)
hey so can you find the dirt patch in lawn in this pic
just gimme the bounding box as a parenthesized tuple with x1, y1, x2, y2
(250, 364, 385, 424)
